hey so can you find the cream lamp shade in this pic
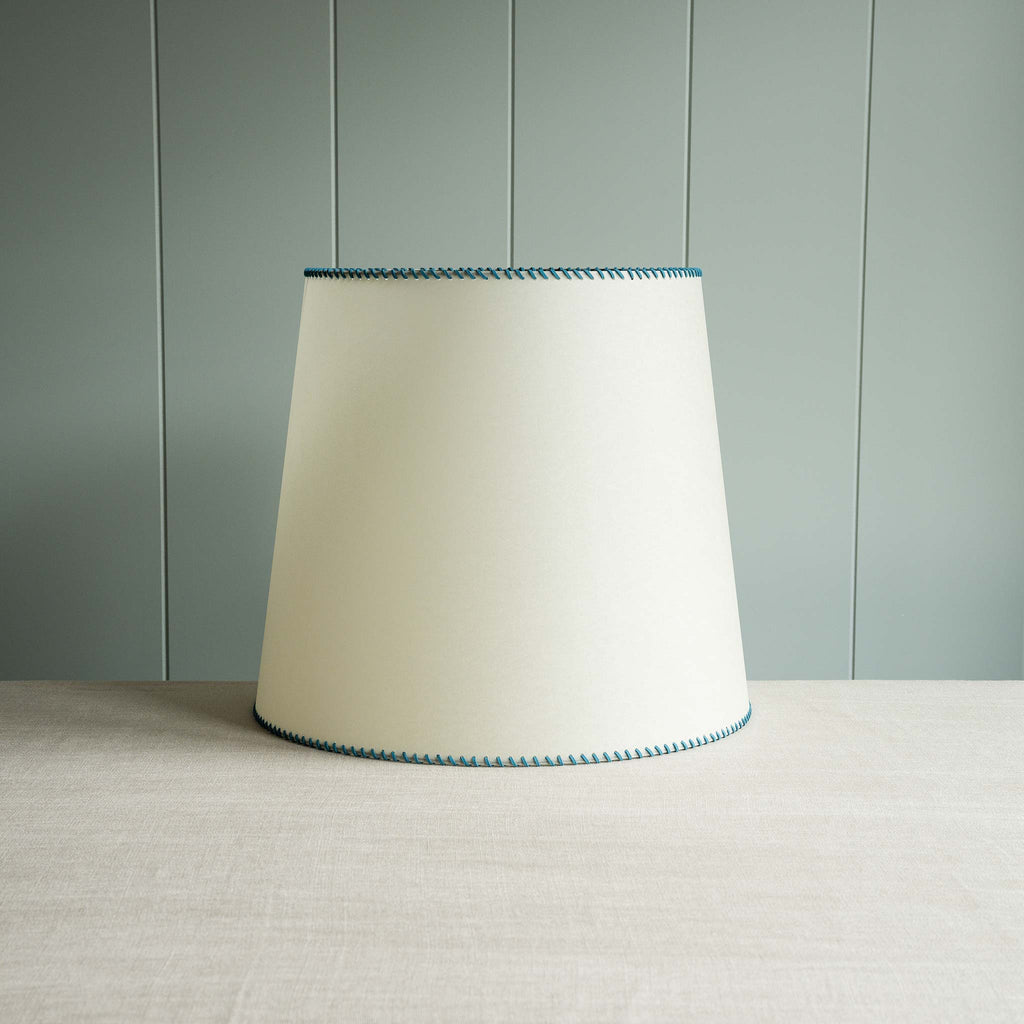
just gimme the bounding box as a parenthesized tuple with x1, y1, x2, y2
(254, 266, 751, 766)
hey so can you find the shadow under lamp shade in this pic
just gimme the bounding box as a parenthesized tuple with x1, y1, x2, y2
(254, 266, 751, 766)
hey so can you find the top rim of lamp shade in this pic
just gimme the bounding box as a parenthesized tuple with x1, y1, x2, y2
(303, 266, 702, 280)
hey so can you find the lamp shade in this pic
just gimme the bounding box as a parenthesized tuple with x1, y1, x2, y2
(254, 266, 750, 766)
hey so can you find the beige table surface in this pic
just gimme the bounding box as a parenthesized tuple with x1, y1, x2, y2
(1, 679, 1021, 1023)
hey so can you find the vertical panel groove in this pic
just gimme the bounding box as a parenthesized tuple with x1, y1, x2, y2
(150, 0, 169, 681)
(507, 0, 516, 267)
(683, 0, 694, 265)
(850, 0, 876, 680)
(330, 0, 339, 265)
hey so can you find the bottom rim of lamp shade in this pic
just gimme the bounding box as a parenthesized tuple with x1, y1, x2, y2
(252, 701, 752, 767)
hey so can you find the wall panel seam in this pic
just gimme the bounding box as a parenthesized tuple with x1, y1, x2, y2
(150, 0, 169, 681)
(507, 0, 516, 267)
(683, 0, 694, 265)
(330, 0, 339, 266)
(850, 0, 876, 680)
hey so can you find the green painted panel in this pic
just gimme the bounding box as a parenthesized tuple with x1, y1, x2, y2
(856, 0, 1024, 678)
(0, 2, 162, 679)
(337, 1, 509, 266)
(513, 0, 687, 266)
(689, 1, 871, 679)
(159, 0, 332, 680)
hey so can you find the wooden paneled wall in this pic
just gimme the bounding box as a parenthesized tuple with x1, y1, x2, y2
(2, 1, 1021, 681)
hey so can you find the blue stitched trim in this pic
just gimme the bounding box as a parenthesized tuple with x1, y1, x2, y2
(303, 266, 702, 280)
(252, 701, 751, 766)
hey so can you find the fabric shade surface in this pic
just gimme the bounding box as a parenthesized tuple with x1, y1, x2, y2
(255, 267, 750, 767)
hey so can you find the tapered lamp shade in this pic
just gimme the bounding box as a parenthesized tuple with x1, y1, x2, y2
(254, 266, 751, 766)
